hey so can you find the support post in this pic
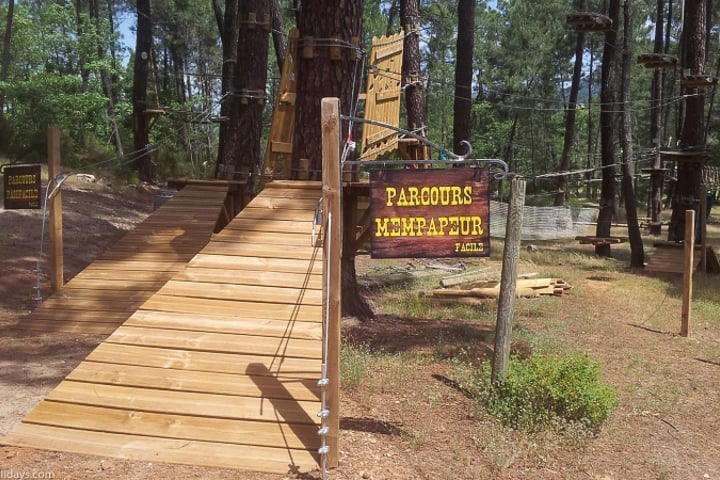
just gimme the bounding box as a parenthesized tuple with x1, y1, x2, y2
(681, 209, 695, 337)
(321, 97, 342, 468)
(48, 125, 64, 292)
(492, 178, 526, 385)
(700, 187, 707, 272)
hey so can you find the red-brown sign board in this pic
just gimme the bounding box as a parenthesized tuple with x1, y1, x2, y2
(3, 164, 42, 209)
(370, 167, 490, 258)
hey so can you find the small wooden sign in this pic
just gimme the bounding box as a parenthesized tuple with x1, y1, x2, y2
(370, 167, 491, 258)
(3, 164, 42, 209)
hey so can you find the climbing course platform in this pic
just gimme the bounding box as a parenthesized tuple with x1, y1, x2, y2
(14, 184, 229, 335)
(2, 181, 324, 475)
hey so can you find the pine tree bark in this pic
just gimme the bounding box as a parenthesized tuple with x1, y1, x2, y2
(0, 0, 14, 119)
(555, 27, 585, 206)
(595, 0, 620, 257)
(270, 0, 286, 71)
(294, 0, 371, 320)
(132, 0, 153, 181)
(215, 0, 238, 179)
(400, 0, 427, 155)
(217, 0, 270, 199)
(293, 0, 362, 178)
(647, 0, 665, 235)
(667, 0, 706, 241)
(453, 0, 475, 154)
(620, 0, 644, 267)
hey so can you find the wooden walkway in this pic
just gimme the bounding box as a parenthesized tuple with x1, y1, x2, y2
(14, 184, 229, 335)
(2, 181, 324, 475)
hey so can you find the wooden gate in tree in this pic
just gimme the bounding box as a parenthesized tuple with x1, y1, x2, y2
(263, 28, 300, 180)
(359, 32, 404, 161)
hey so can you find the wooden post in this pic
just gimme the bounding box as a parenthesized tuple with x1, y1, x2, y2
(47, 125, 64, 292)
(681, 209, 695, 337)
(321, 97, 342, 468)
(492, 178, 526, 385)
(700, 187, 707, 272)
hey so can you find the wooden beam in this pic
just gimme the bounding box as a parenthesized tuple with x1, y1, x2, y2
(48, 125, 64, 293)
(681, 209, 695, 337)
(321, 97, 342, 469)
(492, 178, 526, 385)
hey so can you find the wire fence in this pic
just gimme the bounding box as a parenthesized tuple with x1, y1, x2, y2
(489, 201, 597, 241)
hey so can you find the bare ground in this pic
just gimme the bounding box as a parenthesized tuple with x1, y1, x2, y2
(1, 180, 719, 479)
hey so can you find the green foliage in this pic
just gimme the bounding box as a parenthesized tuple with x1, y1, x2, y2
(461, 352, 618, 433)
(470, 102, 513, 158)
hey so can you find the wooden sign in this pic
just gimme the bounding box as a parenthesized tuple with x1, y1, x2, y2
(370, 168, 490, 258)
(3, 164, 42, 209)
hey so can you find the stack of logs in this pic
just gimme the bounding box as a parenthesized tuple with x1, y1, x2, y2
(427, 272, 572, 305)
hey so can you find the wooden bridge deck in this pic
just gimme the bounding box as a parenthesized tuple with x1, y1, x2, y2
(2, 181, 324, 475)
(14, 184, 230, 335)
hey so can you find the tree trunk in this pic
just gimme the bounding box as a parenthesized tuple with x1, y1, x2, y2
(555, 26, 585, 206)
(595, 0, 620, 257)
(212, 0, 224, 40)
(89, 0, 123, 156)
(667, 0, 706, 241)
(294, 0, 369, 319)
(293, 0, 362, 177)
(453, 0, 474, 154)
(647, 0, 665, 235)
(270, 0, 286, 71)
(217, 0, 270, 200)
(400, 0, 428, 156)
(620, 0, 644, 267)
(132, 0, 153, 182)
(75, 0, 90, 91)
(386, 1, 399, 35)
(215, 0, 238, 179)
(0, 0, 14, 117)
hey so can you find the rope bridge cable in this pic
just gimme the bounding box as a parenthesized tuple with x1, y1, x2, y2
(31, 143, 160, 302)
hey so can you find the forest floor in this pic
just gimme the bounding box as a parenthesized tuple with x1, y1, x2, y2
(1, 176, 719, 480)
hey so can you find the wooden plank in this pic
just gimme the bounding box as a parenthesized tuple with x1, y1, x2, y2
(239, 206, 315, 221)
(259, 183, 322, 197)
(159, 280, 323, 305)
(59, 278, 168, 290)
(66, 362, 320, 401)
(125, 310, 322, 340)
(32, 299, 146, 313)
(96, 252, 197, 262)
(73, 269, 175, 280)
(46, 381, 320, 424)
(2, 423, 319, 474)
(140, 294, 322, 321)
(106, 326, 322, 359)
(189, 254, 323, 274)
(24, 402, 319, 450)
(248, 195, 319, 211)
(212, 230, 314, 247)
(200, 242, 321, 261)
(81, 260, 188, 271)
(39, 289, 152, 302)
(87, 343, 321, 378)
(173, 268, 323, 289)
(101, 243, 209, 255)
(220, 218, 315, 235)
